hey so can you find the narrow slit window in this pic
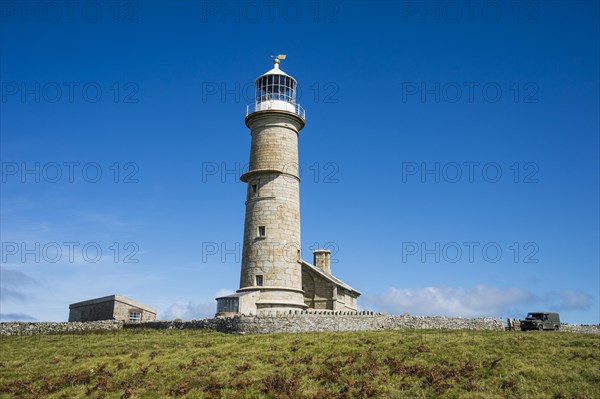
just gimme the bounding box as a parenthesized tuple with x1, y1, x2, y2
(252, 184, 258, 194)
(256, 275, 263, 286)
(258, 226, 266, 237)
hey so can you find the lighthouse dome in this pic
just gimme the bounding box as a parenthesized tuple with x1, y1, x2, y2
(247, 57, 305, 119)
(261, 61, 291, 77)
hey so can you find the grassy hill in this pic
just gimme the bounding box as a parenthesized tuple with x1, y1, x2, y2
(1, 328, 598, 398)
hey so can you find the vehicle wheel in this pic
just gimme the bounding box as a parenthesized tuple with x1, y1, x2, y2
(554, 325, 559, 331)
(538, 325, 543, 331)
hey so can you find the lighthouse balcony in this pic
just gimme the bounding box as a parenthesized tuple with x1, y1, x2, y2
(246, 101, 305, 119)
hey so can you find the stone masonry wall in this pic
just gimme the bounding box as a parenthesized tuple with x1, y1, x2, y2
(2, 315, 598, 337)
(504, 318, 600, 334)
(302, 268, 334, 309)
(124, 313, 506, 334)
(68, 299, 114, 322)
(238, 112, 306, 312)
(557, 324, 600, 334)
(113, 300, 157, 322)
(0, 320, 123, 336)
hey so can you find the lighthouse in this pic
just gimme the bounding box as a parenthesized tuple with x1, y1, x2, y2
(216, 56, 360, 316)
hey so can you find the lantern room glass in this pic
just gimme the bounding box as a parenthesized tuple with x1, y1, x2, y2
(256, 75, 296, 104)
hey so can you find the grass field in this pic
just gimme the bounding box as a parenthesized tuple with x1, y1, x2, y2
(1, 328, 599, 399)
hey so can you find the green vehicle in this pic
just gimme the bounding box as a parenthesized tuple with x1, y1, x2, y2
(520, 312, 560, 331)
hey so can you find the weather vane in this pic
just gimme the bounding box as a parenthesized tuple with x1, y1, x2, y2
(270, 54, 286, 65)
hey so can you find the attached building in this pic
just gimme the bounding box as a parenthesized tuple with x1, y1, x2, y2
(69, 294, 157, 323)
(301, 250, 360, 312)
(217, 250, 361, 315)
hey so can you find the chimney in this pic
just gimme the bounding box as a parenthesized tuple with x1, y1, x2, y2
(313, 249, 331, 274)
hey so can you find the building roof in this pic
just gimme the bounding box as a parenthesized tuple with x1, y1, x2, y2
(262, 67, 290, 77)
(255, 62, 294, 81)
(69, 294, 157, 313)
(300, 260, 362, 296)
(215, 291, 255, 300)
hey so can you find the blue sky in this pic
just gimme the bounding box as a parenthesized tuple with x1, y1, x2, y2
(1, 1, 598, 324)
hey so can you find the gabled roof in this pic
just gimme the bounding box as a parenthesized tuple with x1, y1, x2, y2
(300, 260, 362, 296)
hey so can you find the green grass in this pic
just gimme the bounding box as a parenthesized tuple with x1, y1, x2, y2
(1, 329, 599, 398)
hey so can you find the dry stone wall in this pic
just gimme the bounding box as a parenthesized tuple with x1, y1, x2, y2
(504, 318, 600, 334)
(0, 320, 123, 336)
(2, 315, 598, 336)
(124, 313, 505, 334)
(557, 324, 600, 334)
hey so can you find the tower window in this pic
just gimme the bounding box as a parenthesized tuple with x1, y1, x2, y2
(256, 275, 263, 286)
(258, 226, 266, 237)
(252, 184, 258, 194)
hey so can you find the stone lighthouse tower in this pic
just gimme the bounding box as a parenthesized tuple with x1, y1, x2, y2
(216, 56, 360, 316)
(217, 56, 307, 315)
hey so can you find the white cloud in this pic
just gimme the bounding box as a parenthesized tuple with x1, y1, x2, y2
(159, 289, 235, 320)
(0, 313, 37, 322)
(363, 285, 535, 317)
(0, 267, 38, 302)
(1, 268, 37, 286)
(544, 290, 593, 310)
(1, 287, 27, 302)
(160, 301, 215, 320)
(215, 288, 235, 298)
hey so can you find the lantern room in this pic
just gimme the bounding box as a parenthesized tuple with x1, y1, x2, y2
(246, 55, 305, 118)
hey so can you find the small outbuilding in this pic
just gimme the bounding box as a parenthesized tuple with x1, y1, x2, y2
(69, 294, 157, 323)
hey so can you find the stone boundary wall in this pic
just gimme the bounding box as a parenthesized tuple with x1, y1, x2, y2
(2, 315, 598, 337)
(504, 318, 600, 334)
(123, 313, 505, 334)
(558, 324, 600, 334)
(0, 320, 123, 337)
